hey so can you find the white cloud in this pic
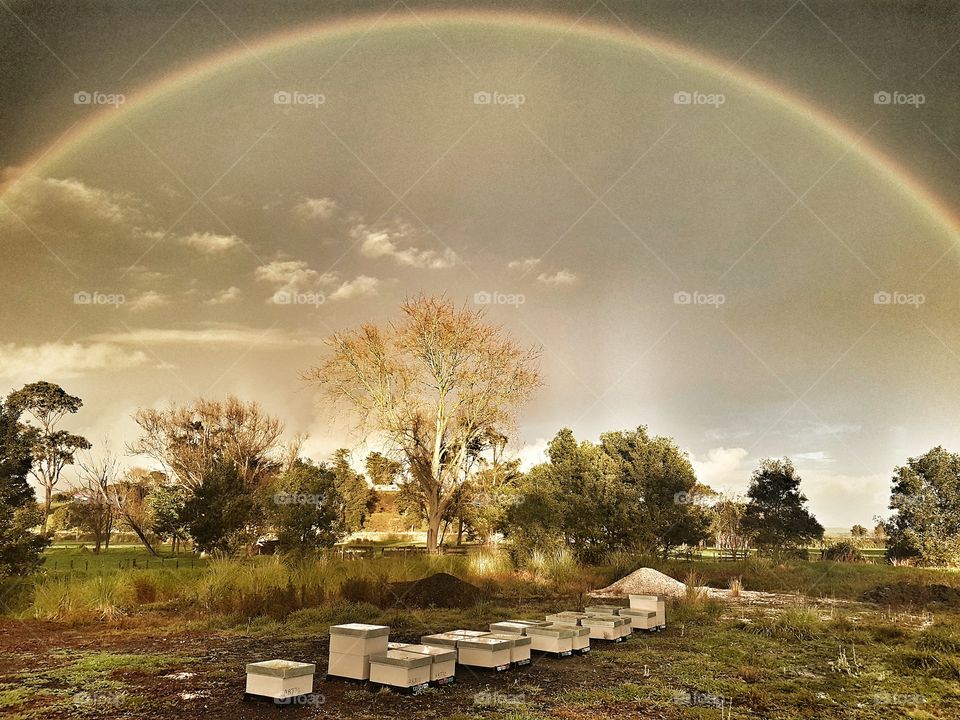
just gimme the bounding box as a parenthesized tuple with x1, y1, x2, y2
(508, 257, 540, 273)
(178, 231, 241, 254)
(3, 176, 146, 227)
(0, 342, 151, 384)
(128, 291, 172, 312)
(690, 447, 750, 491)
(206, 287, 241, 305)
(89, 326, 325, 347)
(514, 438, 549, 471)
(794, 451, 832, 462)
(329, 275, 380, 301)
(293, 197, 338, 221)
(255, 260, 337, 295)
(536, 269, 578, 286)
(353, 222, 457, 269)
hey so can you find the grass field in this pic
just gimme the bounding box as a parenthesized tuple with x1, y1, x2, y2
(2, 546, 959, 719)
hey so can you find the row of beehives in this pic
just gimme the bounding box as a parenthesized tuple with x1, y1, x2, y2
(244, 594, 666, 700)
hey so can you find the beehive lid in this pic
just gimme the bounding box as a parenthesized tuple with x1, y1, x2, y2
(525, 625, 575, 639)
(619, 608, 657, 618)
(547, 624, 589, 637)
(489, 622, 530, 634)
(629, 594, 664, 602)
(369, 650, 433, 669)
(511, 619, 551, 627)
(585, 604, 626, 614)
(582, 615, 628, 627)
(420, 633, 463, 647)
(489, 632, 532, 647)
(456, 636, 513, 650)
(388, 641, 412, 649)
(450, 629, 491, 637)
(400, 644, 457, 663)
(329, 623, 390, 638)
(245, 660, 316, 678)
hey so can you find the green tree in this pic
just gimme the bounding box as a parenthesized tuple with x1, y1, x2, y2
(885, 446, 960, 566)
(741, 459, 824, 561)
(147, 482, 189, 553)
(850, 524, 868, 538)
(181, 461, 253, 553)
(330, 449, 376, 533)
(503, 427, 710, 563)
(264, 460, 347, 552)
(709, 496, 750, 558)
(7, 382, 90, 532)
(600, 427, 711, 559)
(0, 400, 49, 577)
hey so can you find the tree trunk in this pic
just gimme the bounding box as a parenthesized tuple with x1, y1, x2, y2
(426, 511, 443, 554)
(41, 485, 52, 533)
(128, 522, 158, 557)
(456, 518, 464, 547)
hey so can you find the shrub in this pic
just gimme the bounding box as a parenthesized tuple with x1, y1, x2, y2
(822, 541, 866, 563)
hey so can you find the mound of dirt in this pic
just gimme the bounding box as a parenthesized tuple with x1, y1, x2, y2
(387, 572, 485, 609)
(863, 582, 960, 608)
(591, 567, 689, 598)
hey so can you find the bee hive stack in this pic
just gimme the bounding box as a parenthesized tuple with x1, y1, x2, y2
(327, 623, 390, 680)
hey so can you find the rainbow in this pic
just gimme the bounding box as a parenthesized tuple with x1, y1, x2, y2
(5, 9, 958, 236)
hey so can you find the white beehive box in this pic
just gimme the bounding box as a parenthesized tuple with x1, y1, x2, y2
(449, 629, 492, 638)
(420, 632, 463, 649)
(456, 636, 513, 670)
(582, 614, 630, 641)
(629, 595, 666, 628)
(488, 621, 531, 635)
(245, 660, 315, 701)
(545, 612, 589, 626)
(328, 623, 390, 680)
(560, 624, 591, 653)
(488, 633, 532, 665)
(524, 625, 575, 655)
(618, 608, 659, 631)
(368, 650, 433, 691)
(400, 644, 457, 684)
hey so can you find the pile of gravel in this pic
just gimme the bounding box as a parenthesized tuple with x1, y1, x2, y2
(591, 567, 689, 598)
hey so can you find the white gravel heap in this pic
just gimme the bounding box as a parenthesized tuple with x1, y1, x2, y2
(592, 567, 689, 598)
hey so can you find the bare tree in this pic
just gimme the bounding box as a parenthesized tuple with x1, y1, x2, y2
(128, 395, 285, 491)
(108, 468, 161, 556)
(76, 446, 121, 553)
(304, 295, 541, 552)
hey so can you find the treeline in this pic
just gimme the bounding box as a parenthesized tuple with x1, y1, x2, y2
(2, 296, 959, 578)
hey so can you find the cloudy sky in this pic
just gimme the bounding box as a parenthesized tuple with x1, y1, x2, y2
(1, 0, 958, 527)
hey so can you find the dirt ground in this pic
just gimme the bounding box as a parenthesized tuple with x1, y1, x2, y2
(0, 618, 682, 720)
